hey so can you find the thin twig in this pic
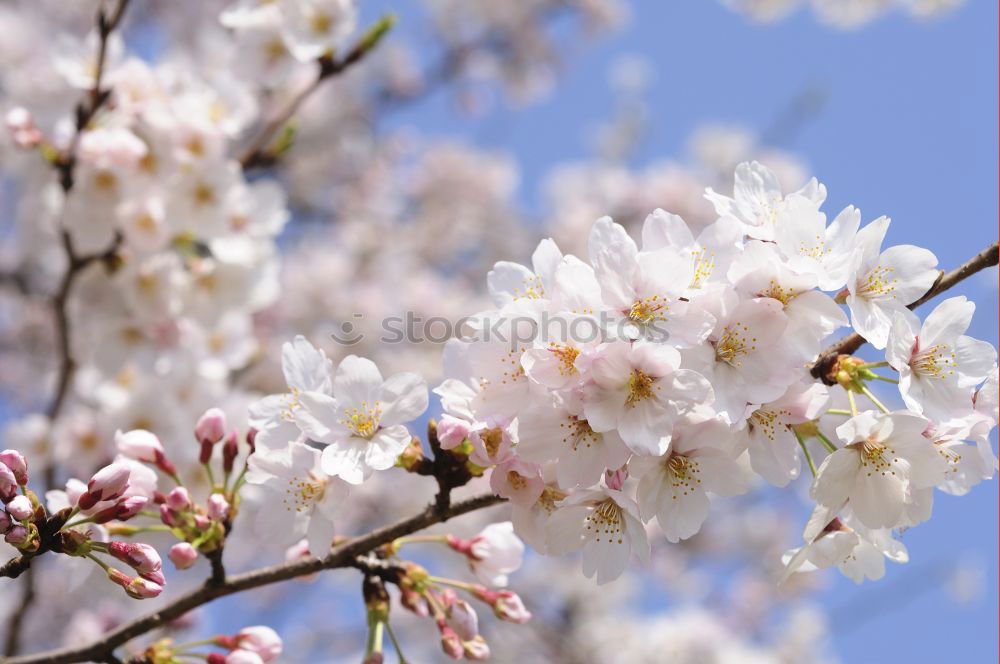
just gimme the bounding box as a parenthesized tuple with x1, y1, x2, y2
(4, 492, 505, 664)
(238, 15, 395, 169)
(811, 241, 999, 383)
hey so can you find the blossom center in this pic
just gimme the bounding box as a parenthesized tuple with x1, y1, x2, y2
(715, 323, 756, 367)
(690, 247, 715, 289)
(561, 416, 600, 452)
(627, 296, 669, 324)
(911, 343, 956, 379)
(479, 427, 504, 458)
(626, 370, 656, 406)
(547, 343, 580, 376)
(285, 472, 326, 513)
(665, 454, 702, 495)
(851, 438, 899, 476)
(857, 264, 898, 300)
(340, 402, 382, 439)
(585, 499, 625, 544)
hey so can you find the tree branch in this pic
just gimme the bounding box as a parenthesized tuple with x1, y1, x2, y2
(4, 492, 505, 664)
(811, 241, 999, 383)
(238, 15, 395, 169)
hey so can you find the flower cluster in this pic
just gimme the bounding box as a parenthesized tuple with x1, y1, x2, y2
(421, 160, 997, 584)
(140, 625, 282, 664)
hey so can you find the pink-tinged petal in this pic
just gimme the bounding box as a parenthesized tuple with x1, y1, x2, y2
(365, 425, 411, 471)
(319, 439, 367, 485)
(295, 392, 344, 443)
(811, 449, 861, 508)
(378, 372, 428, 426)
(333, 356, 383, 408)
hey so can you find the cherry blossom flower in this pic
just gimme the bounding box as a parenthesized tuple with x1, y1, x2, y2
(249, 336, 333, 454)
(297, 355, 427, 484)
(812, 411, 948, 529)
(245, 440, 349, 553)
(632, 418, 750, 543)
(582, 340, 713, 455)
(704, 160, 826, 241)
(886, 297, 997, 421)
(843, 216, 939, 349)
(546, 488, 649, 584)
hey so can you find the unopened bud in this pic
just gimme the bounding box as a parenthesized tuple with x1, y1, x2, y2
(436, 416, 471, 450)
(196, 408, 228, 463)
(437, 620, 463, 660)
(166, 487, 191, 511)
(94, 495, 148, 523)
(395, 438, 425, 472)
(115, 429, 164, 463)
(169, 542, 199, 569)
(0, 450, 28, 486)
(471, 587, 531, 623)
(225, 651, 265, 664)
(0, 464, 18, 502)
(463, 636, 490, 660)
(208, 494, 230, 521)
(4, 524, 30, 548)
(245, 428, 257, 453)
(107, 567, 163, 599)
(0, 510, 11, 532)
(160, 503, 177, 526)
(80, 462, 131, 510)
(236, 625, 283, 661)
(6, 495, 33, 521)
(108, 541, 162, 575)
(223, 430, 239, 474)
(604, 466, 628, 491)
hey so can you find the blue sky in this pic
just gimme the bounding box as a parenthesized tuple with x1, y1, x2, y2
(367, 1, 998, 661)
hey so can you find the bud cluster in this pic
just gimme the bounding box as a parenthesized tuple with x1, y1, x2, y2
(1, 450, 39, 552)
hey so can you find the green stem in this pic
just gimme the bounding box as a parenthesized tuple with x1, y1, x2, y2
(794, 432, 818, 477)
(814, 430, 839, 454)
(863, 361, 891, 369)
(826, 409, 852, 416)
(394, 535, 449, 548)
(861, 385, 892, 414)
(63, 516, 96, 529)
(873, 375, 899, 384)
(365, 614, 384, 658)
(847, 389, 859, 416)
(203, 462, 217, 489)
(427, 576, 474, 591)
(85, 552, 111, 572)
(385, 620, 409, 664)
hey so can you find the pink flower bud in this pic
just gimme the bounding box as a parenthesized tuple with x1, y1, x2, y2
(160, 503, 177, 526)
(472, 587, 531, 624)
(0, 510, 11, 532)
(0, 464, 18, 502)
(436, 415, 471, 449)
(169, 542, 199, 569)
(4, 524, 29, 547)
(166, 487, 191, 511)
(94, 495, 148, 523)
(446, 599, 479, 641)
(236, 626, 282, 661)
(194, 514, 211, 530)
(437, 620, 463, 660)
(463, 636, 491, 660)
(207, 655, 227, 664)
(115, 429, 164, 463)
(196, 408, 228, 462)
(604, 466, 628, 491)
(0, 450, 28, 486)
(399, 586, 428, 617)
(108, 541, 162, 575)
(65, 479, 87, 506)
(80, 462, 131, 510)
(107, 567, 163, 599)
(226, 651, 265, 664)
(246, 428, 257, 453)
(208, 494, 230, 521)
(6, 495, 33, 521)
(223, 430, 239, 474)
